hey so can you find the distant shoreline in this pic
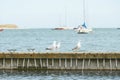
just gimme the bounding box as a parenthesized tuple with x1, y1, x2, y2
(0, 24, 18, 29)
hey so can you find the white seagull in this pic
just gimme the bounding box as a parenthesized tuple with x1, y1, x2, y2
(46, 41, 57, 50)
(72, 41, 81, 51)
(56, 42, 61, 49)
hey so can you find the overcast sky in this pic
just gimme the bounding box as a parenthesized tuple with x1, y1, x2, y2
(0, 0, 120, 28)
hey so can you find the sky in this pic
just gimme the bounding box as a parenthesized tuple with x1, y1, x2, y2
(0, 0, 120, 28)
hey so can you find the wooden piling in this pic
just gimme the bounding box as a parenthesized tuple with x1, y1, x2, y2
(0, 52, 120, 71)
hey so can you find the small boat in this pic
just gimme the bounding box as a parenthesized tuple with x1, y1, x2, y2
(0, 29, 3, 31)
(53, 27, 71, 30)
(53, 3, 70, 31)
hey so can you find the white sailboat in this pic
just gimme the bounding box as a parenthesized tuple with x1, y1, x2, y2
(77, 0, 92, 34)
(77, 22, 92, 34)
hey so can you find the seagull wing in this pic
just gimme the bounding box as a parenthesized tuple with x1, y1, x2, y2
(46, 41, 57, 50)
(72, 41, 81, 51)
(46, 47, 53, 50)
(56, 42, 60, 49)
(72, 46, 79, 50)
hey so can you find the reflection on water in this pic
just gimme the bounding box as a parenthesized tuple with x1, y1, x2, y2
(0, 70, 120, 80)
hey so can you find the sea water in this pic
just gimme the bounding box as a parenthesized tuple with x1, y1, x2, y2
(0, 28, 120, 80)
(0, 28, 120, 52)
(0, 71, 120, 80)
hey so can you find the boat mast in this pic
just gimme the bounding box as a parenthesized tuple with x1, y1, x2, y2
(58, 14, 62, 27)
(83, 0, 86, 23)
(65, 6, 67, 27)
(64, 0, 67, 27)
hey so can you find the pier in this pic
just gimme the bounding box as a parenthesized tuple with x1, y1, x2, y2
(0, 52, 120, 71)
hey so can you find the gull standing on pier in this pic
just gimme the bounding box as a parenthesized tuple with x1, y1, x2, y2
(46, 41, 57, 50)
(72, 41, 81, 51)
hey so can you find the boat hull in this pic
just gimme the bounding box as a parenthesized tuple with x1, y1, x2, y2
(53, 28, 65, 30)
(53, 27, 72, 30)
(77, 28, 92, 34)
(0, 29, 3, 31)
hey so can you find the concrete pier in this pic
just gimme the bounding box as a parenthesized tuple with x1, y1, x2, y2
(0, 52, 120, 71)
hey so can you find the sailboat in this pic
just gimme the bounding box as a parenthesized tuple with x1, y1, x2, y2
(53, 16, 70, 30)
(77, 0, 92, 34)
(53, 2, 71, 30)
(77, 22, 92, 34)
(53, 14, 69, 30)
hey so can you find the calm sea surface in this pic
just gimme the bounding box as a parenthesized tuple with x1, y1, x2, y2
(0, 28, 120, 80)
(0, 28, 120, 52)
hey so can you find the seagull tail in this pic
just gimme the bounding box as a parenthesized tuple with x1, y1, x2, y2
(45, 48, 51, 50)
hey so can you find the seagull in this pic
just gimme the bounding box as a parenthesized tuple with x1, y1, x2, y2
(72, 41, 81, 51)
(46, 41, 57, 50)
(27, 48, 35, 52)
(56, 42, 61, 49)
(7, 49, 16, 52)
